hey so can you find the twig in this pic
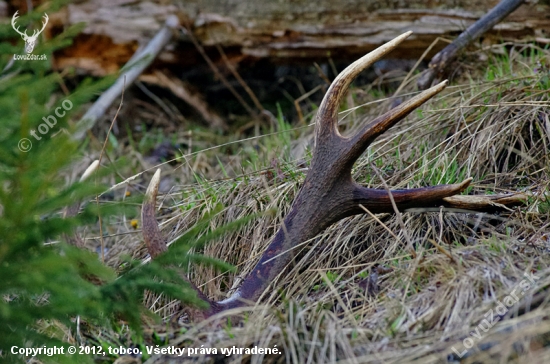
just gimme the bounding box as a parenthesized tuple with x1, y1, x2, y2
(417, 0, 525, 89)
(428, 239, 456, 263)
(215, 44, 265, 113)
(140, 71, 227, 130)
(94, 77, 125, 262)
(371, 163, 416, 258)
(294, 85, 323, 125)
(63, 160, 100, 248)
(441, 193, 527, 212)
(184, 25, 257, 119)
(73, 15, 180, 140)
(313, 62, 331, 85)
(358, 204, 399, 241)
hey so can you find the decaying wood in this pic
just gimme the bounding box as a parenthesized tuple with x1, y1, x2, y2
(73, 15, 180, 141)
(56, 0, 549, 76)
(141, 32, 527, 320)
(417, 0, 526, 90)
(442, 193, 528, 212)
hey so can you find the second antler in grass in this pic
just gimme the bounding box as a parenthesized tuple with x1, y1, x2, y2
(141, 31, 525, 319)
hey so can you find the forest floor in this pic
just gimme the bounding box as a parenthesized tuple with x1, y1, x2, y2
(77, 42, 550, 363)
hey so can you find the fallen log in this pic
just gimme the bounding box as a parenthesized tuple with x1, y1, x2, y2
(53, 0, 549, 76)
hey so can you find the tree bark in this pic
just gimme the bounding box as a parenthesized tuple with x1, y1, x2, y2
(55, 0, 550, 75)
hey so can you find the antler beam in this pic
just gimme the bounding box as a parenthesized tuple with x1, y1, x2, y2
(141, 31, 524, 319)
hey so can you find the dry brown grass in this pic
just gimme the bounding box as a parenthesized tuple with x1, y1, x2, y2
(91, 44, 550, 363)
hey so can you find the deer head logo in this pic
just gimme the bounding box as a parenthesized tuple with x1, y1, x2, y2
(11, 11, 49, 54)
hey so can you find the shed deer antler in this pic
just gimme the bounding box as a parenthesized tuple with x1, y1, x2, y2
(11, 11, 49, 54)
(141, 31, 525, 319)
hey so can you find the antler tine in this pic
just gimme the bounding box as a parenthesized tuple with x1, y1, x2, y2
(315, 31, 412, 144)
(11, 11, 26, 37)
(346, 80, 448, 164)
(141, 169, 222, 318)
(30, 13, 48, 38)
(352, 177, 473, 215)
(79, 160, 100, 182)
(39, 13, 49, 33)
(141, 169, 168, 258)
